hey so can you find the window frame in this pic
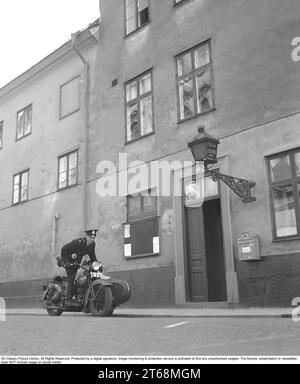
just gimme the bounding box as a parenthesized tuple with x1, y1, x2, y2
(124, 69, 154, 144)
(59, 76, 80, 120)
(127, 192, 158, 223)
(16, 104, 32, 141)
(12, 169, 30, 206)
(125, 190, 160, 258)
(175, 40, 215, 123)
(57, 150, 79, 191)
(124, 0, 150, 37)
(0, 121, 3, 149)
(174, 0, 188, 6)
(267, 149, 300, 241)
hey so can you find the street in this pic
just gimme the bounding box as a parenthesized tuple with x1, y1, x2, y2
(1, 313, 300, 356)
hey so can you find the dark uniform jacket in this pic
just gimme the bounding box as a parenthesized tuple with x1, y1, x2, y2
(61, 238, 97, 267)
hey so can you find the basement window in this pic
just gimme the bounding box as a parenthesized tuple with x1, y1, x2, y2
(125, 0, 149, 36)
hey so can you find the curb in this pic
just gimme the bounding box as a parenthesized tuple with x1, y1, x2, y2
(4, 310, 292, 319)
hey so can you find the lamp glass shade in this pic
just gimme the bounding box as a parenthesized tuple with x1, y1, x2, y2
(189, 139, 219, 163)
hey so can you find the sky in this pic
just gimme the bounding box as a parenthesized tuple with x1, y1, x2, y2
(0, 0, 99, 88)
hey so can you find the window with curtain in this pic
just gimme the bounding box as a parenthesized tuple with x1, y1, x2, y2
(176, 41, 215, 121)
(267, 149, 300, 239)
(125, 70, 153, 142)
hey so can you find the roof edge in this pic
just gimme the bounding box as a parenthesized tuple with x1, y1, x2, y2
(0, 19, 100, 101)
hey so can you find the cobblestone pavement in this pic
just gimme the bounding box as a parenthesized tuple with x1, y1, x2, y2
(1, 313, 300, 356)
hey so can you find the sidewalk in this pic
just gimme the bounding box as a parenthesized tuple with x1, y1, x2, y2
(5, 306, 293, 318)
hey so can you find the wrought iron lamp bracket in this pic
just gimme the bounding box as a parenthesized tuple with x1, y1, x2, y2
(205, 166, 256, 203)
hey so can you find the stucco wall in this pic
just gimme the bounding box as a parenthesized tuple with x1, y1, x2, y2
(220, 113, 300, 306)
(87, 0, 300, 305)
(1, 0, 300, 306)
(0, 43, 98, 283)
(90, 0, 300, 173)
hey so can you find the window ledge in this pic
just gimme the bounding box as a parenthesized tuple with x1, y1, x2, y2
(177, 108, 216, 124)
(125, 21, 151, 39)
(127, 215, 158, 225)
(125, 130, 155, 145)
(15, 132, 32, 142)
(59, 108, 80, 121)
(272, 236, 300, 243)
(57, 183, 79, 193)
(174, 0, 191, 8)
(124, 252, 160, 259)
(12, 199, 29, 207)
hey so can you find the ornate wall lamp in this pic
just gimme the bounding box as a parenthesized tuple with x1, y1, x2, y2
(187, 126, 256, 203)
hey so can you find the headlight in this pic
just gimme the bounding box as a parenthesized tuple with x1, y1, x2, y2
(92, 261, 102, 271)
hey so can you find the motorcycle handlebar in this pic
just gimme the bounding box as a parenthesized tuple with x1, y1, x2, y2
(62, 261, 96, 269)
(60, 259, 102, 271)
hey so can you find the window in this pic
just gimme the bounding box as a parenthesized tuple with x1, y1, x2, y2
(0, 121, 3, 149)
(125, 70, 153, 142)
(124, 191, 159, 258)
(125, 0, 149, 36)
(13, 170, 29, 205)
(176, 41, 214, 121)
(16, 104, 32, 140)
(60, 77, 80, 119)
(267, 149, 300, 239)
(58, 150, 78, 190)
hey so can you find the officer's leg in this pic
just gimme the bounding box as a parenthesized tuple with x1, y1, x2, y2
(65, 267, 76, 299)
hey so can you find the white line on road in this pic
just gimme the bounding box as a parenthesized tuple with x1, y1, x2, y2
(164, 322, 189, 329)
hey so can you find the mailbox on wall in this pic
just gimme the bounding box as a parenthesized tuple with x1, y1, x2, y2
(238, 232, 260, 261)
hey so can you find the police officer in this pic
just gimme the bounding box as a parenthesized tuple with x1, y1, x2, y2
(59, 229, 100, 305)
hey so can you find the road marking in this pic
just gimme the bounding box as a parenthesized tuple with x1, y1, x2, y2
(164, 322, 189, 329)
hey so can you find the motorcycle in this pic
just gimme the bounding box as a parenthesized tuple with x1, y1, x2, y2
(42, 260, 131, 317)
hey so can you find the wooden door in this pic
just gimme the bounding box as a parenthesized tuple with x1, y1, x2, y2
(185, 207, 208, 302)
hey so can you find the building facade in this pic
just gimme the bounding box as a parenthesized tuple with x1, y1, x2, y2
(0, 23, 99, 306)
(87, 0, 300, 307)
(1, 0, 300, 308)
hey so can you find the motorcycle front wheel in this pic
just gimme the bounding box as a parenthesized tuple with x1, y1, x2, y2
(89, 285, 113, 317)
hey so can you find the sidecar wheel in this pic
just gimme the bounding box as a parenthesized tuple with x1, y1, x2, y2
(46, 308, 63, 316)
(89, 285, 113, 317)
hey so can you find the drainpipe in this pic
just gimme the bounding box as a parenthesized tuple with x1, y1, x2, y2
(51, 214, 60, 257)
(71, 22, 99, 233)
(71, 33, 90, 233)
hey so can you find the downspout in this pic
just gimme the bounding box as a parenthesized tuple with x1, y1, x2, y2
(71, 33, 90, 233)
(51, 214, 60, 258)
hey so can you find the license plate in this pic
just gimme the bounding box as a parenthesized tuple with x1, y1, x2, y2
(90, 272, 103, 278)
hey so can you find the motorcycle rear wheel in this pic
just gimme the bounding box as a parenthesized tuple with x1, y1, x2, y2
(89, 285, 113, 317)
(46, 308, 63, 316)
